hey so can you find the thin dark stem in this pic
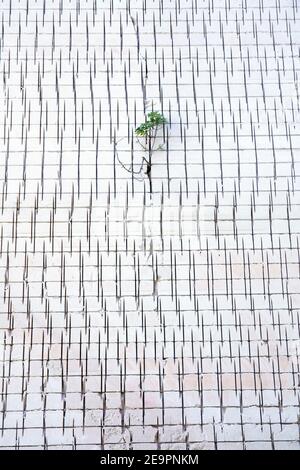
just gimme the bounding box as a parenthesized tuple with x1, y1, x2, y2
(136, 137, 148, 151)
(144, 125, 159, 195)
(114, 138, 145, 178)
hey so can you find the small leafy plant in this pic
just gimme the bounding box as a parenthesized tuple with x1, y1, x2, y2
(135, 111, 167, 194)
(135, 111, 167, 137)
(115, 111, 167, 195)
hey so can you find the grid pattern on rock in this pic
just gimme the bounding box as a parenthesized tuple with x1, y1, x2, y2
(0, 0, 300, 450)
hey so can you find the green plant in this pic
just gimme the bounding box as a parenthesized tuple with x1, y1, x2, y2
(135, 111, 167, 137)
(135, 111, 167, 194)
(115, 111, 167, 195)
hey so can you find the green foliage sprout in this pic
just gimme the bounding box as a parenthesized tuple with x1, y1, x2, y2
(115, 111, 167, 196)
(135, 111, 167, 137)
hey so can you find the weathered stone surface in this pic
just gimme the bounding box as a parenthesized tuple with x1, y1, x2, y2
(0, 0, 299, 450)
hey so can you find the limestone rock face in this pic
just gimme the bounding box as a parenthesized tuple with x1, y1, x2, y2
(0, 0, 299, 450)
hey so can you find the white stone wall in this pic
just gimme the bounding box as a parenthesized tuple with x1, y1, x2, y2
(0, 0, 299, 449)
